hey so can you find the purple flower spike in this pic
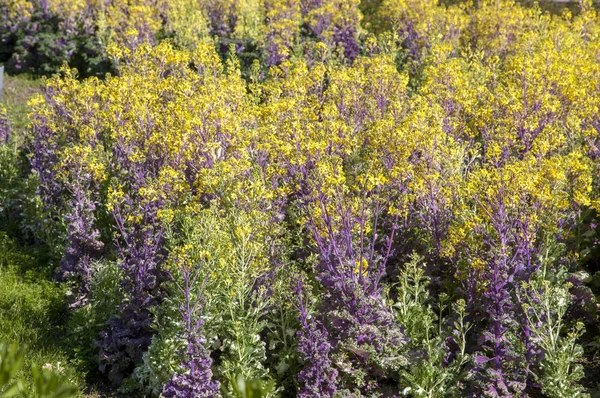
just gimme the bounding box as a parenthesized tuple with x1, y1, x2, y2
(294, 281, 338, 398)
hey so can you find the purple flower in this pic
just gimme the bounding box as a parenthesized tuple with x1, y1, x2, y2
(98, 192, 166, 384)
(466, 188, 541, 395)
(59, 182, 104, 306)
(162, 251, 219, 397)
(294, 282, 338, 398)
(162, 355, 219, 398)
(301, 0, 360, 62)
(332, 25, 359, 61)
(0, 108, 11, 144)
(29, 123, 63, 209)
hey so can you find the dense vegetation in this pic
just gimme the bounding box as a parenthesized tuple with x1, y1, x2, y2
(1, 0, 600, 397)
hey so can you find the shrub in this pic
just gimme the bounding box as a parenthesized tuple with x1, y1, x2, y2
(21, 1, 600, 395)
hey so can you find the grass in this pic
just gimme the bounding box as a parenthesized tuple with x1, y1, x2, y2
(0, 233, 118, 398)
(0, 232, 86, 393)
(1, 74, 43, 146)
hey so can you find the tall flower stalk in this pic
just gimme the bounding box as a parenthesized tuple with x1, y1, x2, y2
(162, 259, 219, 398)
(294, 281, 338, 398)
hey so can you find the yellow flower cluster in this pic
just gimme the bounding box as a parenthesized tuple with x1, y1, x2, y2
(30, 0, 600, 285)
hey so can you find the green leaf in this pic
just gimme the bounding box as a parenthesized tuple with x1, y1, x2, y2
(0, 381, 23, 398)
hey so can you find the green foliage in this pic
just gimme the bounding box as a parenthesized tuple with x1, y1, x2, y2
(68, 33, 114, 79)
(394, 254, 433, 342)
(3, 9, 73, 76)
(0, 145, 24, 233)
(130, 327, 182, 396)
(134, 203, 285, 394)
(129, 291, 186, 395)
(0, 342, 77, 398)
(67, 260, 124, 372)
(520, 277, 590, 398)
(0, 233, 84, 393)
(222, 374, 278, 398)
(395, 255, 471, 397)
(28, 365, 77, 398)
(538, 322, 588, 398)
(0, 343, 25, 398)
(173, 207, 275, 390)
(0, 145, 39, 240)
(0, 75, 45, 246)
(263, 303, 301, 393)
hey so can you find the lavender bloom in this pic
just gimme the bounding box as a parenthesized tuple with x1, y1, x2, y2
(301, 0, 327, 37)
(96, 81, 195, 382)
(162, 355, 219, 398)
(295, 282, 338, 398)
(29, 123, 63, 209)
(5, 3, 77, 76)
(98, 192, 165, 384)
(278, 65, 409, 391)
(296, 180, 406, 393)
(332, 25, 359, 62)
(28, 82, 106, 303)
(401, 21, 421, 63)
(60, 181, 104, 306)
(99, 297, 159, 384)
(0, 107, 11, 144)
(301, 0, 360, 62)
(205, 0, 237, 39)
(470, 190, 539, 396)
(266, 39, 285, 67)
(264, 0, 301, 68)
(162, 264, 219, 398)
